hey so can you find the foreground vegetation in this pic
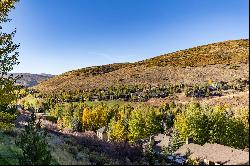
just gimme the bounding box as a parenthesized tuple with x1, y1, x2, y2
(0, 128, 126, 165)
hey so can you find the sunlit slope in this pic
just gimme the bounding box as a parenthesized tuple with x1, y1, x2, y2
(34, 39, 249, 94)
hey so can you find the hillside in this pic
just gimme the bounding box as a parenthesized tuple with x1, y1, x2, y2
(8, 73, 54, 87)
(34, 39, 249, 94)
(137, 39, 248, 67)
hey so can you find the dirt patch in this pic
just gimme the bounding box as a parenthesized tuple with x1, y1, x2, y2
(201, 91, 249, 109)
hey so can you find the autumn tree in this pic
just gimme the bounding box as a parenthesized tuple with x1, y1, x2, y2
(90, 104, 109, 130)
(174, 102, 209, 144)
(108, 108, 130, 142)
(0, 0, 20, 109)
(144, 109, 161, 137)
(128, 109, 145, 142)
(108, 117, 128, 142)
(82, 107, 92, 131)
(0, 0, 19, 131)
(71, 103, 84, 131)
(174, 103, 249, 149)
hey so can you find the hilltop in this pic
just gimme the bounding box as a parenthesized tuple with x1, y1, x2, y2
(34, 39, 249, 94)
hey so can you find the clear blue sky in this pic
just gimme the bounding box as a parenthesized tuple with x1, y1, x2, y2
(6, 0, 249, 75)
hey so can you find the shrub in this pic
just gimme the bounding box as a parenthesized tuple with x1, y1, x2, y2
(0, 111, 16, 131)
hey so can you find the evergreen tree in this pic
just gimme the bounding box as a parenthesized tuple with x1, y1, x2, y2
(15, 112, 52, 165)
(72, 106, 83, 131)
(166, 129, 184, 154)
(145, 142, 156, 165)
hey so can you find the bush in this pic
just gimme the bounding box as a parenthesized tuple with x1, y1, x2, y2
(0, 111, 16, 131)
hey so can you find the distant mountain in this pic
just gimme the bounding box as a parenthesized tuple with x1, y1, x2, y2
(34, 39, 249, 94)
(40, 73, 54, 77)
(7, 73, 55, 87)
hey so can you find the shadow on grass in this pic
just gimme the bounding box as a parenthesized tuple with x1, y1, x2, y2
(45, 128, 144, 164)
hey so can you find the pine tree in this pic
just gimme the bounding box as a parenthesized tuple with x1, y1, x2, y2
(167, 129, 184, 153)
(72, 106, 83, 131)
(15, 112, 52, 165)
(145, 142, 156, 164)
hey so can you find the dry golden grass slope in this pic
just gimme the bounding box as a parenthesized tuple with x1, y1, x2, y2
(146, 90, 249, 110)
(34, 39, 249, 94)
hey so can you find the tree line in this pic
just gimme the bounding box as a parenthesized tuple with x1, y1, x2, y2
(21, 79, 249, 107)
(46, 101, 249, 149)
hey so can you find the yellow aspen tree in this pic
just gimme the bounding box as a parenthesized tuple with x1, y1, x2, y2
(82, 107, 92, 131)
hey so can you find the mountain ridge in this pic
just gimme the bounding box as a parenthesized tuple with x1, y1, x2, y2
(34, 39, 249, 94)
(7, 73, 55, 87)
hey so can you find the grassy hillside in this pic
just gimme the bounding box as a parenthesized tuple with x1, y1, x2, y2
(34, 39, 249, 94)
(137, 39, 248, 67)
(0, 130, 123, 165)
